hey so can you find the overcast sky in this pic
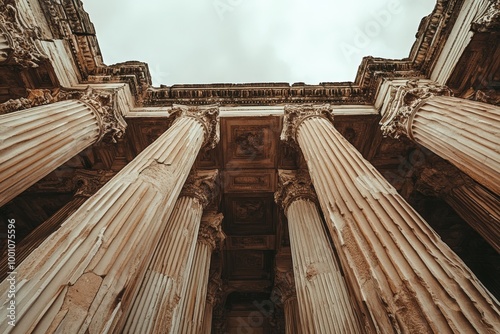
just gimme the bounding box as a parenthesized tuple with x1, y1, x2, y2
(83, 0, 435, 86)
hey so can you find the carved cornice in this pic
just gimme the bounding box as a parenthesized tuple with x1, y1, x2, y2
(73, 170, 115, 198)
(171, 104, 220, 149)
(0, 1, 47, 67)
(144, 82, 368, 106)
(198, 211, 225, 250)
(281, 104, 333, 147)
(0, 89, 54, 115)
(275, 169, 318, 213)
(379, 80, 453, 139)
(472, 0, 500, 32)
(56, 87, 127, 143)
(272, 270, 296, 305)
(180, 169, 219, 208)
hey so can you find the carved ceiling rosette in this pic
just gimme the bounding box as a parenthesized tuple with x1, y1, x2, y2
(180, 169, 220, 208)
(281, 104, 334, 149)
(472, 0, 500, 32)
(0, 0, 47, 67)
(56, 86, 127, 143)
(198, 211, 225, 251)
(379, 80, 452, 139)
(275, 169, 318, 212)
(171, 104, 220, 150)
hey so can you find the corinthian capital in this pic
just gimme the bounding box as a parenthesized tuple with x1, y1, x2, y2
(275, 169, 318, 212)
(272, 270, 296, 304)
(379, 80, 452, 139)
(56, 87, 127, 143)
(0, 1, 47, 67)
(171, 104, 220, 149)
(198, 211, 225, 250)
(472, 0, 500, 32)
(281, 104, 334, 147)
(180, 169, 220, 208)
(0, 89, 54, 115)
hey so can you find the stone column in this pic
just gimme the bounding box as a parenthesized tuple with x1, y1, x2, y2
(201, 274, 223, 334)
(0, 88, 126, 207)
(380, 79, 500, 194)
(272, 270, 301, 334)
(0, 104, 219, 334)
(173, 212, 225, 334)
(416, 164, 500, 253)
(0, 170, 114, 280)
(275, 169, 363, 334)
(282, 104, 500, 333)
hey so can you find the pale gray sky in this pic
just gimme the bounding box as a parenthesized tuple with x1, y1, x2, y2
(83, 0, 435, 86)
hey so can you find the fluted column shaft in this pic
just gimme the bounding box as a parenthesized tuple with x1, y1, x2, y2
(123, 196, 204, 333)
(173, 213, 224, 334)
(0, 105, 219, 333)
(286, 198, 362, 333)
(410, 96, 500, 194)
(0, 100, 100, 206)
(201, 275, 223, 334)
(285, 105, 500, 333)
(448, 184, 500, 252)
(380, 80, 500, 194)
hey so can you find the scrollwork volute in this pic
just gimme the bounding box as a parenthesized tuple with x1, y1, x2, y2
(281, 104, 334, 148)
(0, 1, 47, 67)
(180, 169, 219, 208)
(56, 87, 127, 143)
(171, 104, 220, 150)
(275, 169, 318, 212)
(380, 80, 452, 139)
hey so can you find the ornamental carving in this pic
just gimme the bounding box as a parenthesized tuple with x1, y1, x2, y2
(414, 159, 473, 197)
(180, 169, 219, 208)
(275, 169, 318, 212)
(56, 86, 127, 143)
(472, 0, 500, 32)
(0, 1, 47, 67)
(198, 211, 225, 250)
(0, 89, 54, 115)
(206, 274, 223, 306)
(73, 170, 115, 198)
(171, 104, 220, 150)
(281, 104, 334, 147)
(272, 270, 296, 304)
(380, 80, 452, 139)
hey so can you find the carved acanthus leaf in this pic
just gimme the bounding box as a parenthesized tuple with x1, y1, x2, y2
(272, 270, 296, 304)
(281, 104, 334, 147)
(0, 89, 55, 115)
(0, 1, 47, 67)
(56, 86, 127, 143)
(206, 274, 223, 306)
(171, 104, 220, 150)
(275, 169, 318, 212)
(198, 212, 225, 250)
(380, 80, 452, 139)
(472, 0, 500, 32)
(180, 169, 219, 208)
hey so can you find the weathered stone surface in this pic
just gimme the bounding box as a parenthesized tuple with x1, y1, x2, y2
(283, 105, 500, 333)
